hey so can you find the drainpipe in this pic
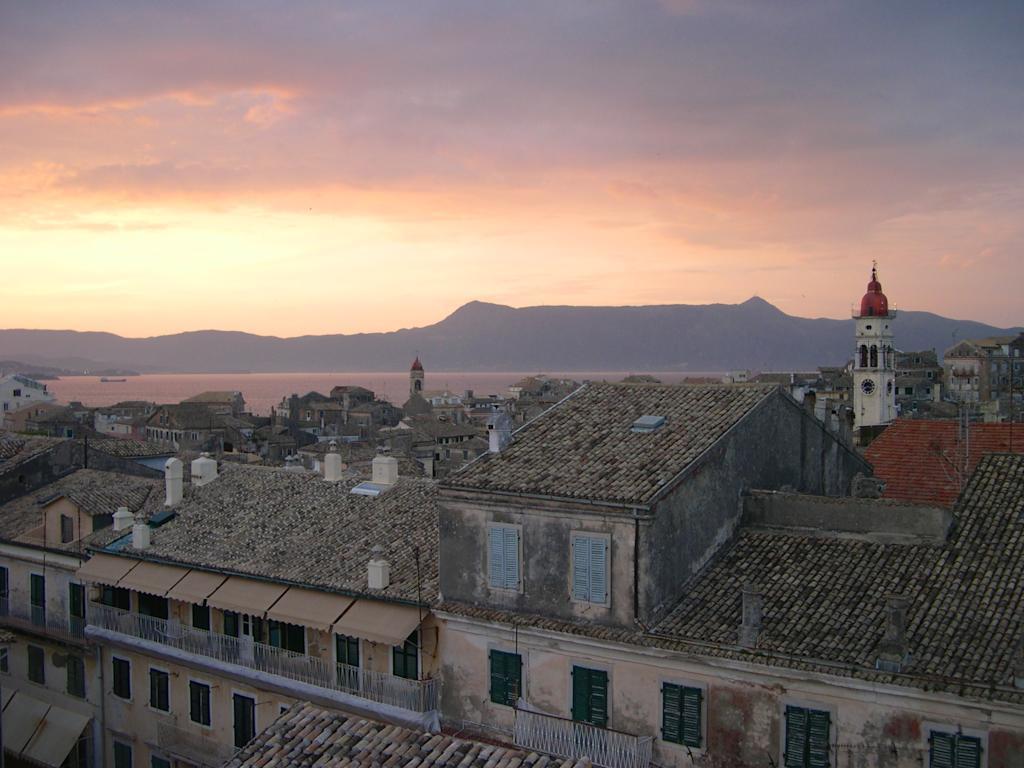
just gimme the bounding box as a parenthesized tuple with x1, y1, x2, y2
(96, 644, 106, 768)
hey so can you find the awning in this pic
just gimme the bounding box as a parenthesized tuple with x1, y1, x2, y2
(21, 700, 91, 768)
(116, 561, 191, 597)
(206, 576, 288, 616)
(166, 569, 227, 605)
(331, 600, 425, 646)
(1, 687, 13, 710)
(75, 552, 139, 587)
(265, 587, 355, 632)
(2, 691, 51, 753)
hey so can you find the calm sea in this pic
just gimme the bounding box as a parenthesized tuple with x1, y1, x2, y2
(46, 371, 703, 415)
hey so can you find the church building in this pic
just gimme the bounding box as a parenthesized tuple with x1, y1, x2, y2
(852, 265, 897, 437)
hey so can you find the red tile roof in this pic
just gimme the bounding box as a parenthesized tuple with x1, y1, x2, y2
(866, 419, 1024, 507)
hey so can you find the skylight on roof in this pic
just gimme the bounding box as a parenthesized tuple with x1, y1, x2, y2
(350, 482, 387, 497)
(631, 415, 666, 433)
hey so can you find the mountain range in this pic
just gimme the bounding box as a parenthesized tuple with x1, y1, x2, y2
(0, 298, 1019, 374)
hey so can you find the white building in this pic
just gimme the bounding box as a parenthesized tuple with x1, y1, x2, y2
(852, 266, 897, 432)
(0, 373, 56, 415)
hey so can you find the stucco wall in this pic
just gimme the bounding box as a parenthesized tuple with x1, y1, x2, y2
(0, 439, 80, 505)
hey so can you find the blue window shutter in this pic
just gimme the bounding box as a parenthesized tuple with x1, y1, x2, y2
(590, 538, 608, 604)
(929, 732, 955, 768)
(681, 687, 702, 748)
(572, 536, 590, 601)
(954, 735, 981, 768)
(785, 706, 808, 768)
(488, 527, 504, 588)
(503, 528, 519, 589)
(661, 683, 682, 744)
(807, 710, 830, 767)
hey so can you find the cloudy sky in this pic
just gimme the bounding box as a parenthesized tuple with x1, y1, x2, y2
(1, 1, 1021, 336)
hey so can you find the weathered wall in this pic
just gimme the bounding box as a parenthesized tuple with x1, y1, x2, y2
(85, 446, 165, 479)
(0, 439, 80, 504)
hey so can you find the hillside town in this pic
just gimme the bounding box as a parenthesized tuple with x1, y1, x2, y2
(0, 268, 1022, 768)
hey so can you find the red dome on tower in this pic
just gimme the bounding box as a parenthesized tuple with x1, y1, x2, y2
(411, 356, 424, 372)
(858, 266, 889, 317)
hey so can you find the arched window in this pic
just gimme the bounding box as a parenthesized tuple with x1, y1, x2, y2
(870, 345, 878, 367)
(859, 345, 868, 368)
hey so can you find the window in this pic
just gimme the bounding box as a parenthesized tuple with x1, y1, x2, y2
(233, 693, 256, 748)
(60, 513, 75, 543)
(224, 610, 240, 637)
(100, 585, 131, 611)
(336, 634, 360, 667)
(190, 681, 212, 726)
(113, 742, 133, 768)
(784, 705, 830, 767)
(151, 756, 171, 768)
(571, 534, 609, 604)
(66, 654, 86, 697)
(113, 657, 132, 699)
(30, 573, 45, 625)
(0, 565, 7, 615)
(489, 650, 522, 706)
(571, 666, 608, 727)
(192, 604, 211, 631)
(0, 647, 7, 673)
(487, 524, 520, 590)
(392, 630, 419, 680)
(69, 582, 85, 633)
(149, 668, 170, 711)
(138, 593, 169, 620)
(929, 731, 982, 768)
(268, 621, 305, 654)
(28, 644, 45, 684)
(662, 683, 702, 747)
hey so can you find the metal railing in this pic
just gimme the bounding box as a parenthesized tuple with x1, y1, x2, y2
(156, 722, 238, 768)
(0, 595, 87, 642)
(88, 602, 438, 713)
(513, 708, 653, 768)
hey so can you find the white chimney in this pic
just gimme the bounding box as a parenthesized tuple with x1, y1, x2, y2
(113, 506, 133, 532)
(368, 545, 390, 590)
(487, 406, 513, 453)
(371, 453, 399, 487)
(132, 517, 151, 550)
(324, 441, 343, 482)
(164, 457, 184, 506)
(191, 453, 218, 486)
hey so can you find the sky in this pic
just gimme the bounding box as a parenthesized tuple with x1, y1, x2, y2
(1, 1, 1022, 337)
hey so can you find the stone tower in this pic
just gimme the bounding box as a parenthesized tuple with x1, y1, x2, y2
(410, 356, 425, 396)
(852, 264, 897, 432)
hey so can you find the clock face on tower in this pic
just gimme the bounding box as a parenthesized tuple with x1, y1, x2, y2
(861, 378, 876, 395)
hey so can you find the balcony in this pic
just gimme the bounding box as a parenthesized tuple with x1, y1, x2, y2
(0, 596, 87, 644)
(156, 722, 238, 768)
(513, 708, 653, 768)
(87, 603, 439, 714)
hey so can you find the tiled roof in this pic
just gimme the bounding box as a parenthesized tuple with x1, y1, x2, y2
(87, 437, 174, 459)
(446, 383, 779, 505)
(865, 419, 1024, 507)
(0, 469, 161, 545)
(0, 431, 67, 469)
(224, 702, 589, 768)
(182, 390, 243, 404)
(442, 454, 1024, 705)
(147, 404, 223, 430)
(121, 464, 438, 603)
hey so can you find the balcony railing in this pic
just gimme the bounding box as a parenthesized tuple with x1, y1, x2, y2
(513, 708, 653, 768)
(0, 596, 87, 642)
(156, 722, 238, 768)
(88, 603, 439, 713)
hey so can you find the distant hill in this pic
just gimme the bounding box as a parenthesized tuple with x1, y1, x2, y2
(0, 298, 1019, 374)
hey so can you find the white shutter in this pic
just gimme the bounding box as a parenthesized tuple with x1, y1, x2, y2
(589, 538, 608, 604)
(572, 535, 591, 601)
(488, 526, 504, 588)
(502, 528, 520, 589)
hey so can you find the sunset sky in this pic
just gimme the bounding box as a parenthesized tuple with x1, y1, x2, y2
(1, 1, 1021, 337)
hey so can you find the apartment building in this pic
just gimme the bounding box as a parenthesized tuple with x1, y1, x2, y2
(74, 452, 440, 768)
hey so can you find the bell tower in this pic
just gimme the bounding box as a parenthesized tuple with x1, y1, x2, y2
(852, 263, 897, 433)
(409, 356, 425, 396)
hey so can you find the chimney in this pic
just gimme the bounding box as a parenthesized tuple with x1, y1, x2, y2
(113, 506, 133, 532)
(164, 457, 184, 506)
(132, 515, 151, 550)
(367, 545, 390, 589)
(284, 455, 304, 473)
(876, 595, 910, 672)
(487, 406, 513, 454)
(371, 453, 399, 486)
(324, 441, 343, 482)
(738, 582, 763, 648)
(803, 390, 817, 416)
(191, 452, 218, 486)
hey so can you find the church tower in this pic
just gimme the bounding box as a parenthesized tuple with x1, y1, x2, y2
(409, 356, 425, 396)
(852, 264, 897, 432)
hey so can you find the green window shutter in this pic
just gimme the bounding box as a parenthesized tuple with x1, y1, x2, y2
(785, 706, 808, 768)
(930, 732, 955, 768)
(192, 604, 210, 631)
(661, 684, 683, 744)
(589, 669, 609, 728)
(224, 611, 239, 637)
(69, 583, 85, 619)
(571, 667, 589, 722)
(489, 650, 507, 705)
(954, 735, 981, 768)
(807, 710, 830, 768)
(681, 687, 702, 748)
